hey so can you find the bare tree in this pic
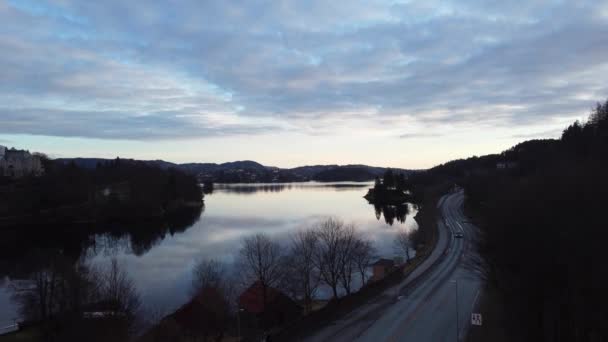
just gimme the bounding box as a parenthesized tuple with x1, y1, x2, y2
(191, 258, 239, 315)
(286, 229, 320, 313)
(237, 233, 284, 312)
(394, 229, 413, 263)
(12, 264, 60, 321)
(10, 252, 97, 322)
(337, 224, 357, 295)
(314, 218, 345, 299)
(352, 238, 375, 286)
(191, 258, 226, 296)
(99, 258, 141, 337)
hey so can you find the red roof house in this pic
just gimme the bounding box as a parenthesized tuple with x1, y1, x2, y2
(238, 281, 301, 328)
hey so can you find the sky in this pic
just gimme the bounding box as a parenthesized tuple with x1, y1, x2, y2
(1, 0, 607, 169)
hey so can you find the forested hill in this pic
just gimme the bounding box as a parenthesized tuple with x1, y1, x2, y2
(407, 99, 608, 341)
(56, 158, 413, 183)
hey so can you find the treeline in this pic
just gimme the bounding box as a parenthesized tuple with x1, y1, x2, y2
(464, 100, 608, 340)
(0, 157, 203, 224)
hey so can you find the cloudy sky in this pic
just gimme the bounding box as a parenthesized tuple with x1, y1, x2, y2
(1, 0, 607, 168)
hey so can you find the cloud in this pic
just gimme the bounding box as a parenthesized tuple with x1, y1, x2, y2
(509, 128, 565, 140)
(399, 132, 443, 139)
(0, 0, 606, 140)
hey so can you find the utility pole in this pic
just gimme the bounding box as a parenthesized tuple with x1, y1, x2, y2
(237, 308, 244, 341)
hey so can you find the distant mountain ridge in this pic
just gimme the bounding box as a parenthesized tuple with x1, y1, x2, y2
(56, 158, 413, 183)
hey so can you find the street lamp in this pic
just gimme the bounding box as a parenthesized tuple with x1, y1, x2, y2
(451, 280, 460, 342)
(237, 308, 244, 341)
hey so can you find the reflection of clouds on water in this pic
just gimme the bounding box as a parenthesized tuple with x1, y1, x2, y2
(0, 182, 419, 319)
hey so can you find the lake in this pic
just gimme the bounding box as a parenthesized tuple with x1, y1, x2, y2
(0, 181, 417, 326)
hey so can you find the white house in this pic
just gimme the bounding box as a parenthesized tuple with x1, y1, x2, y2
(0, 147, 44, 178)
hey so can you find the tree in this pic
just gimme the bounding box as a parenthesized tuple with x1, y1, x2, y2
(100, 258, 141, 335)
(286, 229, 320, 313)
(314, 218, 345, 299)
(394, 229, 413, 262)
(191, 258, 226, 296)
(314, 218, 366, 298)
(395, 173, 406, 193)
(190, 258, 237, 314)
(337, 224, 357, 295)
(383, 169, 395, 189)
(352, 238, 375, 286)
(237, 233, 284, 312)
(374, 176, 382, 188)
(11, 254, 140, 342)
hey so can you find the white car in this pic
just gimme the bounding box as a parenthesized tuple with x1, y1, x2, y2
(454, 232, 464, 238)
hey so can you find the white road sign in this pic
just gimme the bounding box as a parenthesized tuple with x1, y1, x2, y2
(471, 313, 482, 326)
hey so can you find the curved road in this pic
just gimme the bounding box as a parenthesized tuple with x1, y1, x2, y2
(303, 190, 482, 342)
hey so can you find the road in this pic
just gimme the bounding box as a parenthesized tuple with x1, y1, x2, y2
(303, 190, 482, 342)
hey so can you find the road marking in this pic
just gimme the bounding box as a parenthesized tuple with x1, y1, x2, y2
(471, 289, 481, 311)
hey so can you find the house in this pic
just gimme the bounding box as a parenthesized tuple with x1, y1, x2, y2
(496, 161, 518, 170)
(371, 258, 396, 281)
(0, 147, 44, 178)
(163, 287, 230, 339)
(238, 281, 301, 328)
(95, 181, 131, 203)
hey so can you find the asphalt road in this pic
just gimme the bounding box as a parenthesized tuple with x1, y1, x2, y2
(356, 190, 482, 341)
(304, 190, 482, 342)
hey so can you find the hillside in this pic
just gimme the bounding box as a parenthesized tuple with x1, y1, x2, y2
(56, 158, 413, 183)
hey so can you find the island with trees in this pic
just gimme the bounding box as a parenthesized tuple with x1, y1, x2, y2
(363, 169, 412, 205)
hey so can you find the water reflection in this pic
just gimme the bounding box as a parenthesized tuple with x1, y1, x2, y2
(214, 182, 369, 194)
(372, 203, 412, 226)
(0, 182, 417, 327)
(0, 205, 204, 280)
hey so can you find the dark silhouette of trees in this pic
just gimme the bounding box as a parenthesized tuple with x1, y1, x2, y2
(382, 169, 395, 189)
(352, 238, 375, 286)
(1, 158, 203, 223)
(237, 233, 285, 312)
(312, 218, 374, 299)
(337, 224, 357, 295)
(314, 218, 345, 299)
(191, 259, 226, 296)
(286, 230, 320, 313)
(366, 171, 410, 205)
(462, 98, 608, 341)
(10, 254, 140, 342)
(394, 229, 413, 262)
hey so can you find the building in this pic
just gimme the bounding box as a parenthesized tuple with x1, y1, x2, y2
(496, 161, 518, 170)
(238, 281, 301, 328)
(371, 258, 396, 281)
(0, 147, 44, 178)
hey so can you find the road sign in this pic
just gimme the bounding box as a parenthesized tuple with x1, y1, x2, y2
(471, 313, 482, 326)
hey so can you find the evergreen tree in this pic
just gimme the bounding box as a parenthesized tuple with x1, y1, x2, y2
(383, 169, 395, 189)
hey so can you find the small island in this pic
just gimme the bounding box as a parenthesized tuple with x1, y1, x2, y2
(364, 169, 412, 204)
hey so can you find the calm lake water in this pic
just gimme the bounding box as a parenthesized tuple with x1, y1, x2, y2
(0, 182, 417, 326)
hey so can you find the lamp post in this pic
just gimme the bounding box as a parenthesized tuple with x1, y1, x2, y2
(451, 280, 460, 342)
(237, 308, 244, 341)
